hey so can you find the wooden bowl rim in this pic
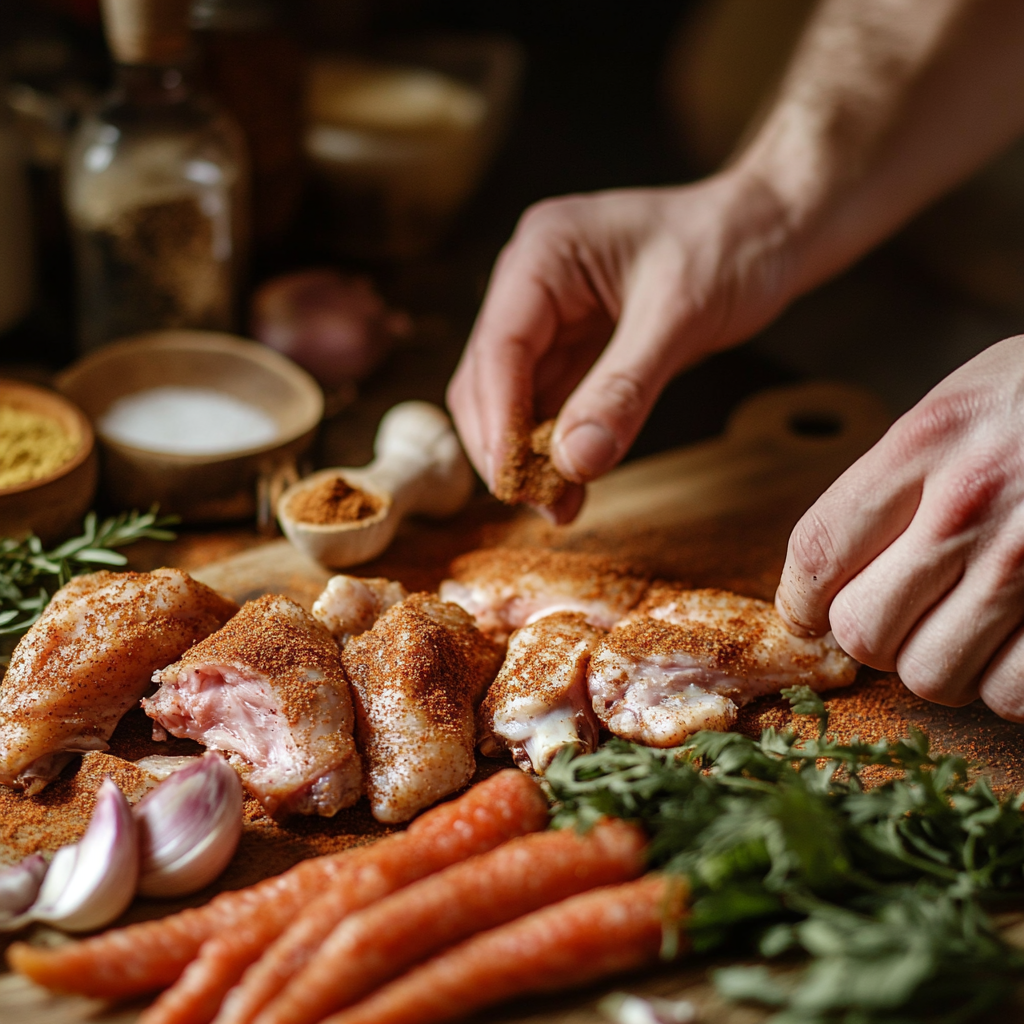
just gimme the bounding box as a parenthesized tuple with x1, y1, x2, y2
(0, 379, 96, 498)
(55, 331, 325, 465)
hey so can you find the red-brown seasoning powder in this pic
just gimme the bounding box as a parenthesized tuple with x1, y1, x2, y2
(289, 477, 383, 526)
(494, 417, 568, 508)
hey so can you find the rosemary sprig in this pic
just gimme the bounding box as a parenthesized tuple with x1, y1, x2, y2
(0, 507, 179, 649)
(546, 687, 1024, 1024)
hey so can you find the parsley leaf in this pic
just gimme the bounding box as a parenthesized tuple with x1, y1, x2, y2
(546, 686, 1024, 1023)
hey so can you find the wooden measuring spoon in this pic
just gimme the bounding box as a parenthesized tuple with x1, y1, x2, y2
(277, 401, 474, 568)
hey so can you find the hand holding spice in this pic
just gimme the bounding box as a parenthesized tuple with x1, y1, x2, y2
(494, 416, 569, 509)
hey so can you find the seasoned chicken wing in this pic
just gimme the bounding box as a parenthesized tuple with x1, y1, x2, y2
(0, 569, 238, 794)
(312, 575, 407, 646)
(589, 587, 858, 747)
(342, 594, 502, 823)
(439, 547, 648, 643)
(143, 594, 362, 818)
(479, 612, 604, 774)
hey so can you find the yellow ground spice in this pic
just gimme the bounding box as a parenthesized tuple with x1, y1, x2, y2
(0, 405, 78, 488)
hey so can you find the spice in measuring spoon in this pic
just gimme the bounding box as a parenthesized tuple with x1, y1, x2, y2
(288, 476, 383, 526)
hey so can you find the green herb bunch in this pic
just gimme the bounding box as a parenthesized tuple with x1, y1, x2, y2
(0, 508, 178, 659)
(547, 688, 1024, 1024)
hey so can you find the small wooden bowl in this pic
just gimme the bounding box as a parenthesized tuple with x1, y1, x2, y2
(56, 331, 324, 525)
(0, 380, 98, 542)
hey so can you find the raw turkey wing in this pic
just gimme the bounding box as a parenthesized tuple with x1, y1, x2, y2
(342, 593, 502, 823)
(479, 612, 604, 774)
(312, 575, 408, 646)
(589, 587, 858, 747)
(439, 547, 648, 643)
(0, 569, 238, 793)
(144, 594, 362, 818)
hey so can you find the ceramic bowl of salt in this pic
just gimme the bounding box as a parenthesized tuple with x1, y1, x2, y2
(56, 331, 323, 525)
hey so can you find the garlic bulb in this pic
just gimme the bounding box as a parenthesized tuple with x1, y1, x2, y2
(30, 777, 139, 932)
(0, 854, 47, 930)
(135, 751, 243, 897)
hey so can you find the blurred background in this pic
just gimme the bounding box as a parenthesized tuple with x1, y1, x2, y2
(1, 0, 1022, 472)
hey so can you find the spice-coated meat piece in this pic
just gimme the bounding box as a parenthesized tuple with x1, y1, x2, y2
(312, 575, 408, 647)
(342, 594, 503, 823)
(479, 612, 604, 774)
(494, 418, 568, 508)
(439, 547, 648, 644)
(143, 594, 362, 818)
(589, 586, 859, 747)
(0, 569, 238, 794)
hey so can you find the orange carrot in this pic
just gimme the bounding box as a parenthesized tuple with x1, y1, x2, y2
(319, 875, 687, 1024)
(230, 818, 646, 1024)
(139, 770, 549, 1024)
(6, 854, 357, 999)
(7, 769, 546, 1006)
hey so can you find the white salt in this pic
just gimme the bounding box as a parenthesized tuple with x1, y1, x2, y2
(98, 386, 279, 455)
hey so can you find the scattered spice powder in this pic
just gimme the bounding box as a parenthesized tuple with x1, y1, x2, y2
(494, 416, 568, 508)
(0, 404, 78, 489)
(288, 476, 383, 526)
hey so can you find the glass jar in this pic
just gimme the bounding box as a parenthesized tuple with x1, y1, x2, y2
(65, 51, 247, 351)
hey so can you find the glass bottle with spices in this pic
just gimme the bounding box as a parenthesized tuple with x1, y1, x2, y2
(64, 0, 248, 352)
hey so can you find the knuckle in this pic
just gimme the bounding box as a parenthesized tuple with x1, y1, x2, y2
(979, 682, 1024, 722)
(515, 197, 578, 242)
(597, 370, 648, 425)
(981, 523, 1024, 592)
(896, 647, 971, 707)
(892, 390, 976, 457)
(828, 596, 881, 669)
(924, 456, 1007, 542)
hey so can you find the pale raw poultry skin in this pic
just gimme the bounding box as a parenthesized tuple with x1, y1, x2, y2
(144, 594, 363, 818)
(0, 569, 238, 794)
(589, 586, 859, 747)
(479, 612, 604, 774)
(312, 575, 408, 646)
(342, 593, 502, 823)
(439, 547, 648, 643)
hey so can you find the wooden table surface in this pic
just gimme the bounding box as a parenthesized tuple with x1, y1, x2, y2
(5, 381, 1024, 1023)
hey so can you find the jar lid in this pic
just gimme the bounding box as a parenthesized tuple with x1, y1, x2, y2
(100, 0, 192, 65)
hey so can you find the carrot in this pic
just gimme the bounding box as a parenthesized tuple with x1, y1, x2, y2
(319, 875, 687, 1024)
(138, 769, 548, 1024)
(230, 818, 647, 1024)
(6, 769, 546, 1006)
(5, 854, 357, 999)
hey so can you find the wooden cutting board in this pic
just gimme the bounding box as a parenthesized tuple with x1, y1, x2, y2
(7, 381, 1024, 1024)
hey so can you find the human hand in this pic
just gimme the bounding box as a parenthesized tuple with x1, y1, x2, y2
(446, 171, 798, 521)
(776, 336, 1024, 719)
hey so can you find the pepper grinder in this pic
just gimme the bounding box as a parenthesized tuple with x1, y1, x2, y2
(65, 0, 248, 352)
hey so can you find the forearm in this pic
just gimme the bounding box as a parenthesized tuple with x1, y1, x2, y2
(732, 0, 1024, 296)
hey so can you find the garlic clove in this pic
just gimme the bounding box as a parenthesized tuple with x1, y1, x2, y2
(135, 751, 242, 898)
(30, 777, 139, 932)
(0, 854, 48, 931)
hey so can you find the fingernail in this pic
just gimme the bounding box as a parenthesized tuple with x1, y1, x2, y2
(484, 452, 494, 490)
(556, 422, 617, 481)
